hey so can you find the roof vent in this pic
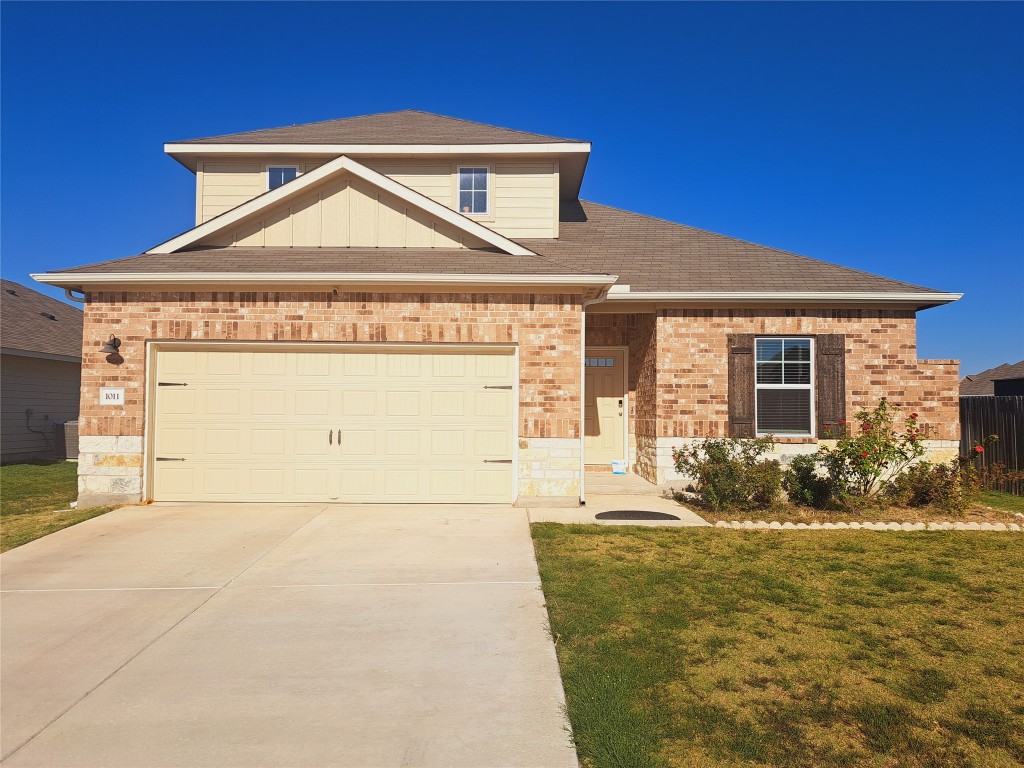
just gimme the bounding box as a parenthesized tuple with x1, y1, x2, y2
(5, 289, 17, 296)
(39, 312, 57, 321)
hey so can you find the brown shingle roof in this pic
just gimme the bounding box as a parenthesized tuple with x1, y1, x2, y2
(960, 361, 1024, 396)
(1, 279, 83, 359)
(175, 110, 586, 146)
(50, 248, 595, 277)
(520, 201, 943, 294)
(46, 201, 951, 298)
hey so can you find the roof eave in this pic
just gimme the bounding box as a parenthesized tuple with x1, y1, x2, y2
(601, 290, 963, 310)
(166, 142, 592, 172)
(31, 271, 617, 292)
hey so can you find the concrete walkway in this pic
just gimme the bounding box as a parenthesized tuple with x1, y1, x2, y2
(0, 504, 577, 768)
(529, 472, 711, 527)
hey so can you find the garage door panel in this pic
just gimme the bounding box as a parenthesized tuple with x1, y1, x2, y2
(385, 391, 420, 416)
(340, 431, 376, 456)
(154, 347, 515, 503)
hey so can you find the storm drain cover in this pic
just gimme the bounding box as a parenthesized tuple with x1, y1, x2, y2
(595, 510, 681, 521)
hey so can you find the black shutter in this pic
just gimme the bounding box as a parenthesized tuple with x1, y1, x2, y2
(815, 333, 846, 437)
(728, 334, 756, 437)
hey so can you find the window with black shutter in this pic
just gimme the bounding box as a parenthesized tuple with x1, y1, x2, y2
(729, 333, 846, 439)
(755, 338, 813, 435)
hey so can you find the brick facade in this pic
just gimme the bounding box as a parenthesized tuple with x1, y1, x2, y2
(78, 290, 584, 504)
(80, 294, 960, 501)
(586, 308, 960, 483)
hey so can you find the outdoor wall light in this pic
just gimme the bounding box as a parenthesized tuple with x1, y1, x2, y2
(100, 335, 122, 355)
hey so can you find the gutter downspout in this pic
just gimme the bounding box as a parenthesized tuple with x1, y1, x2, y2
(579, 285, 613, 506)
(64, 288, 86, 303)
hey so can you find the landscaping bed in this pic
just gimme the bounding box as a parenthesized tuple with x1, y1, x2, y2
(675, 495, 1021, 525)
(534, 525, 1024, 768)
(1, 462, 115, 552)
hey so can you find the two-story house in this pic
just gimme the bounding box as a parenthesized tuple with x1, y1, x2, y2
(34, 110, 961, 508)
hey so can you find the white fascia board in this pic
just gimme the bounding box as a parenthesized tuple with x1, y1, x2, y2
(31, 272, 616, 288)
(603, 291, 963, 304)
(147, 155, 535, 257)
(165, 142, 591, 156)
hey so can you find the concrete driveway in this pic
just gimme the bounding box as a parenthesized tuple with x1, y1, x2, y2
(1, 504, 577, 768)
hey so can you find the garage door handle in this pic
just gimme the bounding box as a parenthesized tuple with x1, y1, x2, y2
(156, 457, 186, 461)
(483, 385, 512, 390)
(483, 459, 512, 464)
(158, 382, 188, 387)
(329, 429, 333, 445)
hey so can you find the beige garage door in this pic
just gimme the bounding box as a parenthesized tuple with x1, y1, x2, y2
(152, 347, 514, 503)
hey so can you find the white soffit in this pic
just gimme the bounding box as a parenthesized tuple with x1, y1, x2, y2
(146, 155, 536, 257)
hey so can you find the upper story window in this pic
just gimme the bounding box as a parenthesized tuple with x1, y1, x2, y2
(755, 337, 813, 436)
(268, 166, 299, 190)
(458, 167, 489, 214)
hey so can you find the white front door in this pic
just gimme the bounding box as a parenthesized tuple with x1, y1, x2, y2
(583, 348, 627, 466)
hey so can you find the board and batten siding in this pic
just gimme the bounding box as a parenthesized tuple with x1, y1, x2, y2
(0, 354, 81, 461)
(196, 175, 489, 249)
(196, 157, 559, 237)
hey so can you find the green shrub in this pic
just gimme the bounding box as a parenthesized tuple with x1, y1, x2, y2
(887, 451, 993, 514)
(783, 453, 838, 508)
(818, 399, 926, 500)
(672, 436, 783, 512)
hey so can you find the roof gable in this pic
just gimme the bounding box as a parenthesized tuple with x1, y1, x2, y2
(1, 279, 83, 359)
(150, 156, 535, 256)
(174, 110, 586, 146)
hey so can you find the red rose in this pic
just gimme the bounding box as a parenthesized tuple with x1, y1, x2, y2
(860, 451, 869, 458)
(862, 424, 871, 431)
(908, 435, 916, 442)
(910, 413, 919, 419)
(839, 419, 846, 425)
(974, 445, 984, 454)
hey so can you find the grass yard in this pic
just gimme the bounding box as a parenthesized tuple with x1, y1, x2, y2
(1, 462, 115, 552)
(534, 525, 1024, 768)
(981, 490, 1024, 515)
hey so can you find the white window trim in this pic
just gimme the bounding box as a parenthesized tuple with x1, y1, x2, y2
(754, 336, 815, 438)
(456, 165, 492, 217)
(266, 164, 301, 191)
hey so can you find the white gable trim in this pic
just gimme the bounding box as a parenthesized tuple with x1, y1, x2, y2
(147, 155, 536, 257)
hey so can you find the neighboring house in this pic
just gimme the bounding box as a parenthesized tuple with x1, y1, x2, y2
(960, 361, 1024, 396)
(0, 279, 83, 462)
(33, 110, 962, 507)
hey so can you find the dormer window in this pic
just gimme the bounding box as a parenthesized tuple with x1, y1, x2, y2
(268, 166, 299, 190)
(458, 167, 489, 215)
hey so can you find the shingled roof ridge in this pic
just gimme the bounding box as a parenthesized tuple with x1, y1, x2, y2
(175, 109, 585, 145)
(579, 200, 944, 294)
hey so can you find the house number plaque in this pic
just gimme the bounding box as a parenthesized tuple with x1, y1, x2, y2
(99, 387, 125, 406)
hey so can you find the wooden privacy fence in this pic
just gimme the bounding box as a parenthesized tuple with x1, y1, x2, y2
(959, 396, 1024, 495)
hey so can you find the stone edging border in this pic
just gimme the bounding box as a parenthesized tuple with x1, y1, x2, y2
(714, 520, 1022, 532)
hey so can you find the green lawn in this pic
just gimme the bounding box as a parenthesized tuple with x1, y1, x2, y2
(981, 490, 1024, 515)
(533, 525, 1024, 768)
(1, 462, 115, 552)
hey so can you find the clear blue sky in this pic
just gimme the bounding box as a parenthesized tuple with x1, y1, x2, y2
(2, 1, 1021, 376)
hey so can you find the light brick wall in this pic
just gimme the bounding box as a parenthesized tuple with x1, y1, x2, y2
(79, 290, 584, 503)
(654, 308, 959, 440)
(590, 308, 959, 484)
